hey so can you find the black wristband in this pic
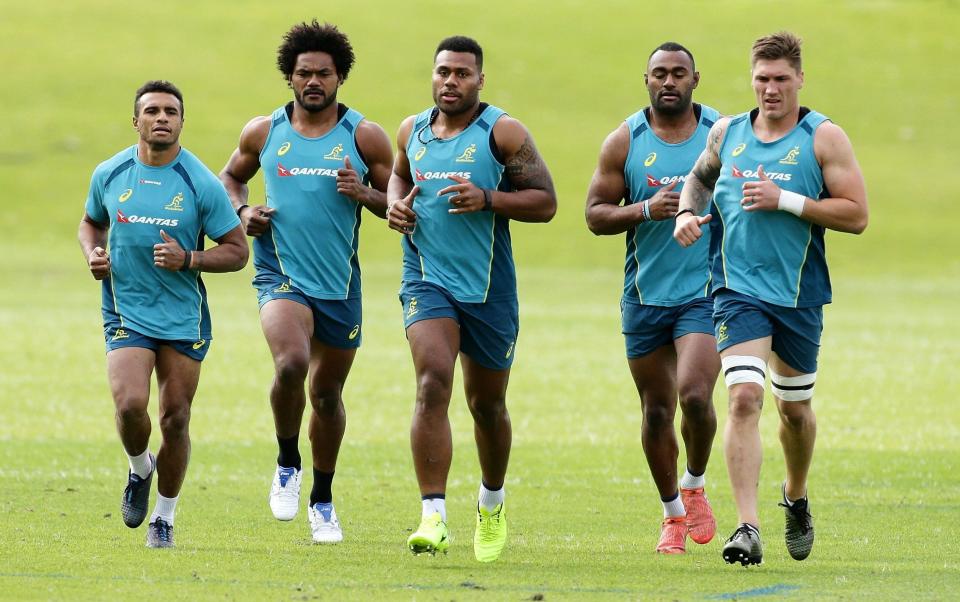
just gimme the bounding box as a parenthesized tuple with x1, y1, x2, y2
(236, 204, 249, 217)
(180, 251, 193, 271)
(482, 189, 493, 211)
(675, 208, 694, 219)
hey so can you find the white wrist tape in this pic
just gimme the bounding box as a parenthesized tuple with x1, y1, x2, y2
(778, 189, 806, 216)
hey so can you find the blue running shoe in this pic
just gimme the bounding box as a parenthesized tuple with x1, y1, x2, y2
(121, 454, 154, 528)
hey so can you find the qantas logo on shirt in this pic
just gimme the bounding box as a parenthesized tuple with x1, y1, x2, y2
(277, 162, 338, 177)
(415, 169, 472, 181)
(731, 165, 792, 181)
(116, 209, 179, 226)
(646, 174, 688, 187)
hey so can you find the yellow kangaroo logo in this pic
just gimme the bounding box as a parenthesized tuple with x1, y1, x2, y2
(165, 192, 184, 212)
(779, 146, 801, 165)
(406, 298, 419, 319)
(112, 328, 129, 341)
(455, 144, 477, 163)
(324, 144, 344, 160)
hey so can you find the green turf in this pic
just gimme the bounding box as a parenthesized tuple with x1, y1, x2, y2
(2, 0, 959, 599)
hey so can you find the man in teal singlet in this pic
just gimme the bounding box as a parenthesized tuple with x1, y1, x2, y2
(386, 36, 557, 562)
(674, 32, 868, 565)
(586, 42, 720, 556)
(78, 80, 248, 548)
(220, 21, 393, 544)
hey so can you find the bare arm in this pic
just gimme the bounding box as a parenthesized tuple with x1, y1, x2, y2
(491, 117, 557, 223)
(585, 123, 682, 235)
(386, 116, 419, 233)
(342, 120, 394, 219)
(188, 226, 249, 272)
(584, 124, 632, 235)
(674, 118, 729, 247)
(807, 123, 868, 233)
(220, 117, 275, 236)
(739, 123, 867, 234)
(78, 214, 110, 280)
(678, 118, 728, 215)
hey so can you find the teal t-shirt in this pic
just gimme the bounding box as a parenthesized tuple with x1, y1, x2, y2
(84, 145, 240, 340)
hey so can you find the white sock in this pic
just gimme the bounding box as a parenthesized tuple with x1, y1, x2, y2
(680, 469, 705, 490)
(662, 493, 685, 518)
(421, 497, 446, 522)
(127, 449, 153, 479)
(478, 482, 505, 512)
(150, 494, 178, 525)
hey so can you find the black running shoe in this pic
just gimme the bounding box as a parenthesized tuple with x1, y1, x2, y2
(780, 484, 814, 560)
(121, 454, 154, 528)
(145, 518, 174, 548)
(722, 523, 763, 566)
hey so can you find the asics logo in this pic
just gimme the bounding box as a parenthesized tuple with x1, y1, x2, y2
(277, 142, 291, 156)
(644, 152, 657, 167)
(192, 339, 206, 350)
(119, 189, 133, 202)
(348, 325, 360, 340)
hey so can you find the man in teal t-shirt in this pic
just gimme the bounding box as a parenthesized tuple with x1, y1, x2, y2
(674, 32, 868, 566)
(78, 80, 247, 548)
(387, 35, 557, 563)
(586, 42, 721, 556)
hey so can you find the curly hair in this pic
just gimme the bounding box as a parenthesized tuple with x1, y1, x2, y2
(134, 80, 183, 117)
(752, 31, 802, 72)
(277, 20, 355, 81)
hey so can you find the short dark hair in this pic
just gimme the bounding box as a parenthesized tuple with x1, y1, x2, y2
(752, 31, 802, 71)
(435, 36, 483, 70)
(134, 80, 184, 117)
(648, 42, 695, 71)
(277, 20, 355, 81)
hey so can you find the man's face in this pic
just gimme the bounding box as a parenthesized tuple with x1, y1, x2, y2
(133, 92, 183, 148)
(290, 51, 341, 113)
(752, 58, 803, 121)
(645, 50, 699, 116)
(432, 51, 484, 116)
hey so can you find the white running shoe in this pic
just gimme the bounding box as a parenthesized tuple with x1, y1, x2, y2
(269, 465, 302, 521)
(308, 502, 343, 544)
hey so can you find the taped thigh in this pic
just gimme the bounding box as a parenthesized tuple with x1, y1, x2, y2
(770, 370, 816, 401)
(721, 355, 766, 388)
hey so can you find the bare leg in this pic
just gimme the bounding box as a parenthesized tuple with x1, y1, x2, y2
(260, 299, 313, 447)
(107, 347, 156, 457)
(153, 346, 201, 498)
(407, 318, 460, 495)
(461, 354, 511, 490)
(674, 333, 719, 476)
(627, 345, 680, 499)
(771, 353, 817, 501)
(721, 338, 772, 527)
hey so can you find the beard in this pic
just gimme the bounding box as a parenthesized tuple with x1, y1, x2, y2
(650, 91, 693, 116)
(434, 89, 479, 117)
(296, 87, 337, 113)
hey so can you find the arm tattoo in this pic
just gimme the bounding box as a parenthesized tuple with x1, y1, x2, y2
(505, 136, 553, 192)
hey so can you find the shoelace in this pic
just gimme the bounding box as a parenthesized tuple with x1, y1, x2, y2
(477, 509, 502, 541)
(154, 520, 173, 542)
(779, 499, 812, 534)
(727, 524, 756, 543)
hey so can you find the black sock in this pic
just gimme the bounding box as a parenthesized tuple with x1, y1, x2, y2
(276, 435, 301, 471)
(421, 493, 445, 501)
(310, 470, 335, 505)
(686, 466, 704, 477)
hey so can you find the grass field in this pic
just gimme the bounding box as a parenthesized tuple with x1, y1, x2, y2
(1, 0, 959, 599)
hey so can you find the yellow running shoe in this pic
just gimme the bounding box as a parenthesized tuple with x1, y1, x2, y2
(407, 512, 449, 555)
(474, 503, 507, 562)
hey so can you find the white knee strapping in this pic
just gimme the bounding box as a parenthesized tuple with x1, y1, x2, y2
(770, 371, 816, 402)
(721, 355, 766, 388)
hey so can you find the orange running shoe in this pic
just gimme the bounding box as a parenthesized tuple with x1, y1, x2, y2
(681, 487, 717, 544)
(656, 516, 687, 554)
